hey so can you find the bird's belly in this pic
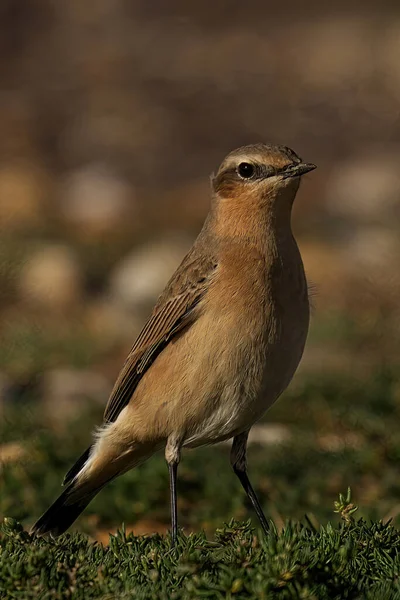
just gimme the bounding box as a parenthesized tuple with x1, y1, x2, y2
(183, 382, 254, 448)
(182, 354, 298, 448)
(181, 307, 308, 448)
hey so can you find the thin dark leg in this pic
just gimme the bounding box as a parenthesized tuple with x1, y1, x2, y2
(233, 466, 270, 535)
(231, 431, 269, 535)
(169, 461, 178, 544)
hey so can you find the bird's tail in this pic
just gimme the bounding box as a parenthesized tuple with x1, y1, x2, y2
(30, 481, 100, 537)
(31, 422, 159, 537)
(30, 443, 116, 537)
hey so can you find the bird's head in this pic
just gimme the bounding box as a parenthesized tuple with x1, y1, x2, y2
(212, 144, 316, 215)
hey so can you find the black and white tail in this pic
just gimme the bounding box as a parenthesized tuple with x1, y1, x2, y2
(30, 424, 156, 537)
(30, 482, 98, 537)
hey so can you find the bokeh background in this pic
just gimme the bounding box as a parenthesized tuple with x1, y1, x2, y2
(1, 0, 400, 542)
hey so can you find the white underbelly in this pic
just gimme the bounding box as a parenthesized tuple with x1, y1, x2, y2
(183, 384, 255, 448)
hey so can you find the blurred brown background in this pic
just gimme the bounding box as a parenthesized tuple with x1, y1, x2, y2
(1, 0, 400, 416)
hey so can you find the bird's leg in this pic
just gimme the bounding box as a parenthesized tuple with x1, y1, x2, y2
(168, 461, 178, 543)
(165, 436, 181, 545)
(231, 431, 270, 535)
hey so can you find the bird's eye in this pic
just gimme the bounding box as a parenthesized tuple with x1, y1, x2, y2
(237, 162, 255, 179)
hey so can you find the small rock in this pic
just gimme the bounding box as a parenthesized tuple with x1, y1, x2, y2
(42, 368, 111, 422)
(248, 424, 291, 445)
(18, 245, 82, 309)
(317, 432, 363, 452)
(221, 424, 290, 447)
(344, 227, 399, 273)
(0, 163, 50, 229)
(109, 237, 191, 312)
(59, 163, 133, 231)
(84, 298, 143, 343)
(325, 153, 400, 222)
(0, 442, 28, 467)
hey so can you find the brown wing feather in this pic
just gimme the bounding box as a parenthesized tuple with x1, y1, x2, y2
(103, 252, 217, 423)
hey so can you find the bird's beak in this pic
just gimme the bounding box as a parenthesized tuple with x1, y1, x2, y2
(280, 162, 317, 179)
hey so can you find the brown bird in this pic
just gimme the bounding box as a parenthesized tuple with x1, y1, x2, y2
(31, 143, 316, 541)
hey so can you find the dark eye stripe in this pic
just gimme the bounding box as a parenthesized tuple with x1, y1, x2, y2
(235, 162, 280, 181)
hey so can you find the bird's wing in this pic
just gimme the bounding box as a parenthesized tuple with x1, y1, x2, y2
(103, 252, 217, 423)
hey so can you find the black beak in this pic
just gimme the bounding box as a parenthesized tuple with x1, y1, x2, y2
(280, 162, 317, 179)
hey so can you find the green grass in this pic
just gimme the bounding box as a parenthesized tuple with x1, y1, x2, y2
(2, 514, 400, 599)
(2, 369, 400, 597)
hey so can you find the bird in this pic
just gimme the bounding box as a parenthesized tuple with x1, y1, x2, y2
(31, 143, 316, 542)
